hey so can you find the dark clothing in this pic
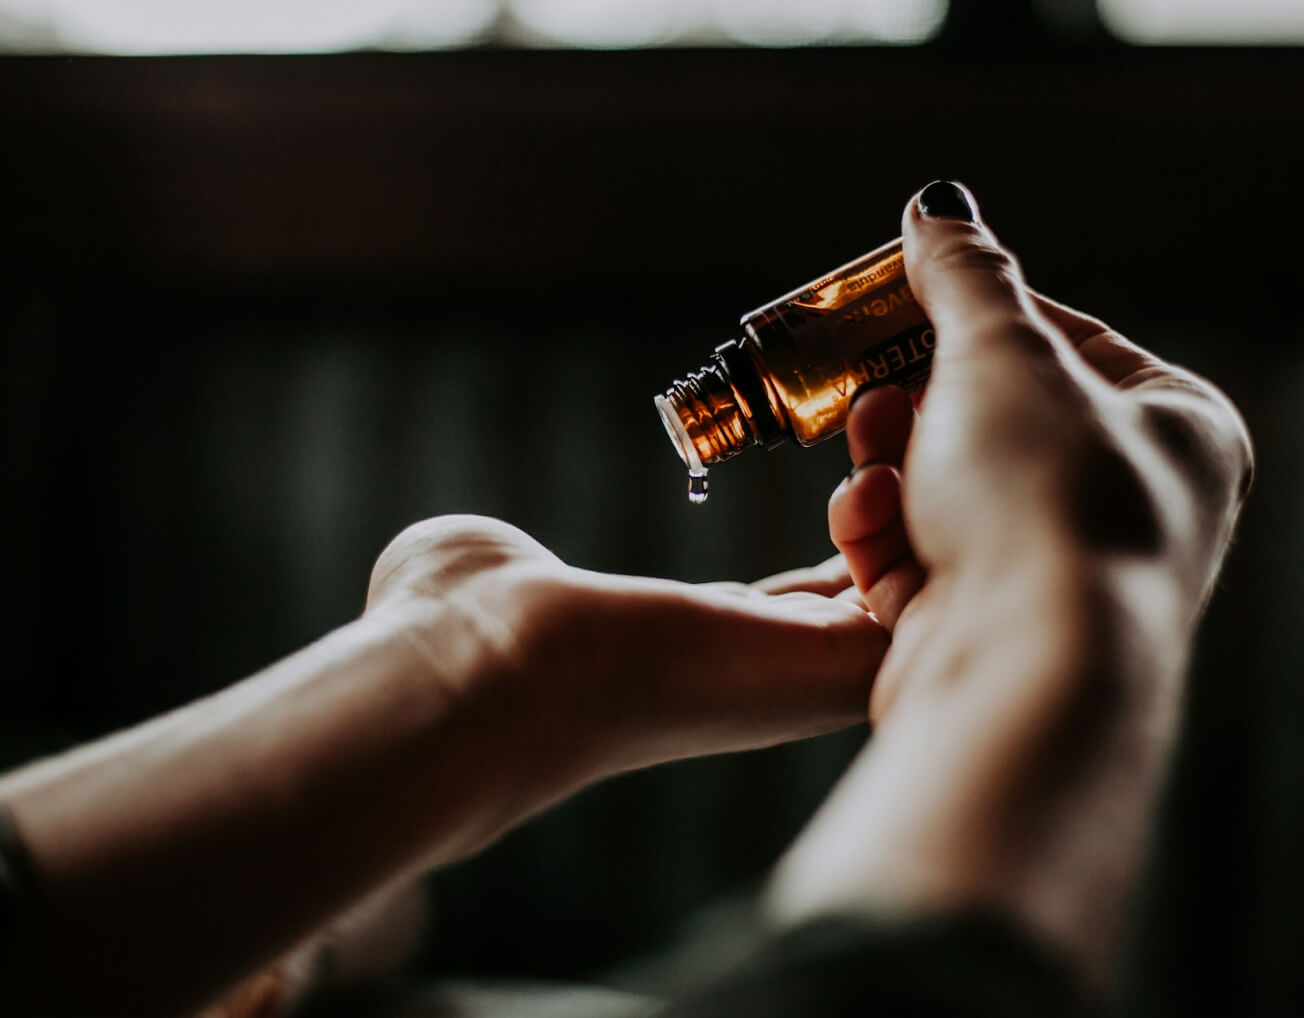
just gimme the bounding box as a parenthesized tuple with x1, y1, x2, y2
(659, 912, 1091, 1018)
(1, 805, 1089, 1017)
(0, 805, 37, 963)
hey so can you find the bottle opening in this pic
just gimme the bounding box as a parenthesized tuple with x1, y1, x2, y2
(655, 393, 710, 504)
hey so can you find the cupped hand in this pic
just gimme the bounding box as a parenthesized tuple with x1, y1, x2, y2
(364, 515, 888, 799)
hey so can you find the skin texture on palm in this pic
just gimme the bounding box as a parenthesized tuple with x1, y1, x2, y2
(364, 514, 889, 782)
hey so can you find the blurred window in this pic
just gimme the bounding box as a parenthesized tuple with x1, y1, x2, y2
(0, 0, 947, 53)
(1098, 0, 1304, 44)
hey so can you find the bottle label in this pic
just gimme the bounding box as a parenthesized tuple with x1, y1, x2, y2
(742, 241, 934, 444)
(832, 320, 935, 396)
(785, 251, 932, 390)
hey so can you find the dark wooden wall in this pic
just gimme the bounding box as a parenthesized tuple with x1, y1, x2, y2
(2, 44, 1302, 1013)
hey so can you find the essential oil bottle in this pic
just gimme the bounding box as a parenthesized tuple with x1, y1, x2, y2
(655, 237, 933, 503)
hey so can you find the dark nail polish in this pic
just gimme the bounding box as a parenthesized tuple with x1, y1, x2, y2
(918, 180, 975, 222)
(848, 382, 876, 410)
(847, 458, 887, 483)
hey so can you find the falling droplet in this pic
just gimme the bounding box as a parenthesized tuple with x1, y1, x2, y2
(656, 394, 711, 505)
(688, 469, 709, 504)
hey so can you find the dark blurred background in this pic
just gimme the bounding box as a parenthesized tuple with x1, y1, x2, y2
(2, 0, 1302, 1013)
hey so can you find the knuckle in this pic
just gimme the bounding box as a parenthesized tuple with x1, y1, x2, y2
(392, 513, 514, 558)
(919, 233, 1051, 359)
(1204, 390, 1256, 503)
(925, 230, 1025, 290)
(1139, 388, 1254, 505)
(1236, 426, 1256, 502)
(1068, 427, 1165, 555)
(371, 515, 535, 596)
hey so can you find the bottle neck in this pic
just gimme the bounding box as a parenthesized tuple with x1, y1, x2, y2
(656, 340, 782, 468)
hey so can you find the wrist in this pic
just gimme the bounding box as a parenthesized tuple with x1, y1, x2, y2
(944, 520, 1190, 658)
(778, 534, 1189, 990)
(365, 575, 596, 841)
(0, 591, 544, 1016)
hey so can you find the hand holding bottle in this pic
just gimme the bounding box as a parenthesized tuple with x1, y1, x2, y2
(774, 182, 1253, 988)
(829, 181, 1252, 719)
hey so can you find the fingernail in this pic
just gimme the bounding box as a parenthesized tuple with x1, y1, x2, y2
(848, 382, 875, 410)
(918, 180, 975, 222)
(846, 458, 887, 483)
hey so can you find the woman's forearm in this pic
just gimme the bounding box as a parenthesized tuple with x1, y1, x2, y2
(0, 512, 898, 1016)
(2, 598, 518, 1017)
(771, 548, 1189, 988)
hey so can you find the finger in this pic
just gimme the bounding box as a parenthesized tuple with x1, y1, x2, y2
(708, 591, 888, 730)
(629, 585, 890, 754)
(845, 384, 914, 470)
(1029, 291, 1167, 387)
(743, 387, 912, 602)
(830, 503, 914, 601)
(831, 383, 917, 601)
(753, 553, 852, 597)
(902, 181, 1055, 368)
(1030, 292, 1253, 498)
(1032, 290, 1236, 420)
(761, 389, 913, 603)
(830, 449, 917, 592)
(861, 557, 926, 632)
(830, 465, 902, 550)
(700, 580, 763, 599)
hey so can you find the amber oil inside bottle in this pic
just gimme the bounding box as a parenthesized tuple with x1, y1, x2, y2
(655, 237, 934, 501)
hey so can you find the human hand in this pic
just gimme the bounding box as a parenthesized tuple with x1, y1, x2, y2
(364, 516, 888, 843)
(5, 517, 886, 1018)
(772, 182, 1252, 985)
(829, 180, 1252, 720)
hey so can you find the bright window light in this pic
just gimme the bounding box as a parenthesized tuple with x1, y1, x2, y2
(507, 0, 691, 48)
(1099, 0, 1304, 44)
(0, 0, 498, 53)
(712, 0, 866, 46)
(0, 0, 947, 53)
(709, 0, 945, 46)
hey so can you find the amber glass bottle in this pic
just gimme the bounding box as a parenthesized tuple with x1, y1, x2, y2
(655, 237, 933, 500)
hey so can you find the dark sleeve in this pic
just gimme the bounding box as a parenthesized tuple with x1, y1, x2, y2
(656, 912, 1095, 1018)
(0, 804, 40, 967)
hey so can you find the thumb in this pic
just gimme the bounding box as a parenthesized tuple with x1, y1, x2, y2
(902, 181, 1051, 367)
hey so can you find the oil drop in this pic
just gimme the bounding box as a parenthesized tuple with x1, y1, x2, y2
(655, 393, 712, 505)
(688, 469, 709, 504)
